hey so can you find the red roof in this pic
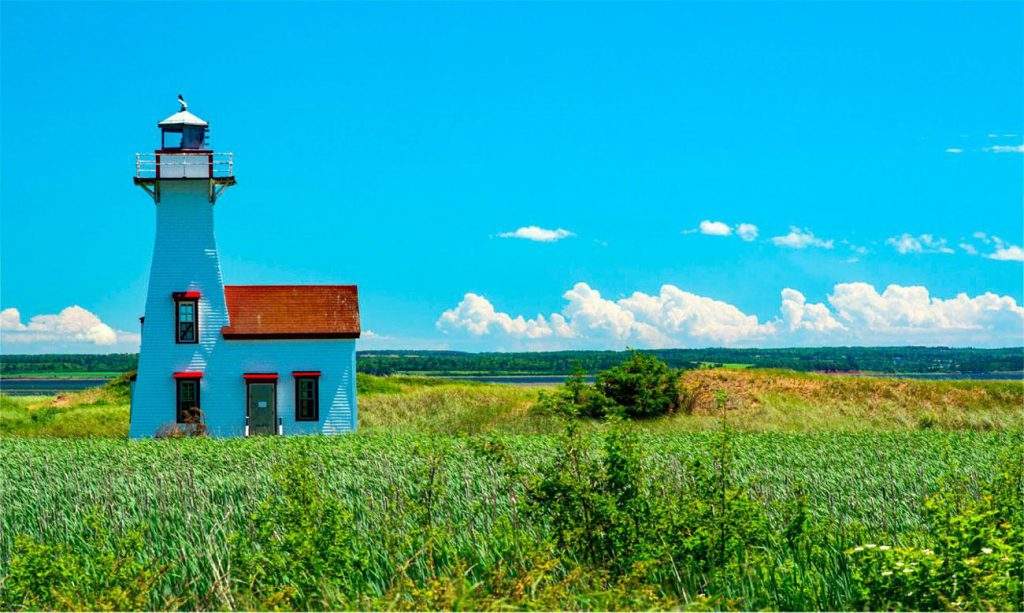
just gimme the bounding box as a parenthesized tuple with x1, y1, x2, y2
(222, 285, 360, 339)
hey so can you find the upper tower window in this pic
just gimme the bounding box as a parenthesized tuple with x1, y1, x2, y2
(161, 125, 207, 150)
(173, 291, 200, 343)
(157, 99, 210, 151)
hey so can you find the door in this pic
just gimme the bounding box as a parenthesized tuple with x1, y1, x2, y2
(248, 382, 277, 435)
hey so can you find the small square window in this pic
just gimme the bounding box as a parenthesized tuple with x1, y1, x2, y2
(175, 300, 198, 343)
(295, 376, 319, 421)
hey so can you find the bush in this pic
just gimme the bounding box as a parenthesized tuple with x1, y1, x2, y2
(524, 422, 774, 594)
(230, 457, 366, 610)
(535, 368, 615, 418)
(596, 352, 680, 418)
(0, 514, 160, 610)
(848, 453, 1024, 611)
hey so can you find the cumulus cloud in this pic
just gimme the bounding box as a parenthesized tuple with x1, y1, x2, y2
(698, 220, 733, 236)
(498, 226, 574, 242)
(736, 223, 759, 242)
(827, 283, 1024, 345)
(771, 227, 834, 249)
(689, 220, 759, 241)
(984, 144, 1024, 153)
(959, 243, 978, 255)
(438, 283, 774, 348)
(944, 147, 963, 154)
(437, 282, 1024, 349)
(971, 233, 1024, 262)
(780, 289, 845, 333)
(0, 306, 140, 352)
(989, 245, 1024, 262)
(886, 233, 954, 255)
(437, 293, 569, 340)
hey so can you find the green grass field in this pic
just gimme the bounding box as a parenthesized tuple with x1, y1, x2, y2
(1, 370, 1022, 610)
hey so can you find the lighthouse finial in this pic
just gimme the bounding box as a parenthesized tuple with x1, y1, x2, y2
(177, 94, 188, 112)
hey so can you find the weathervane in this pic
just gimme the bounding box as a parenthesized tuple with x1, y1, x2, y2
(177, 94, 188, 112)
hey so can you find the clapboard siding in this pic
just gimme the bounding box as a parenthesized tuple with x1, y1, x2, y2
(129, 180, 358, 438)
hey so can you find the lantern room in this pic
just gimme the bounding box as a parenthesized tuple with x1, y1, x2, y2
(158, 110, 209, 151)
(134, 96, 236, 203)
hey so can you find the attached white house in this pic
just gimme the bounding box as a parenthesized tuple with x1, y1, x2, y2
(128, 100, 359, 438)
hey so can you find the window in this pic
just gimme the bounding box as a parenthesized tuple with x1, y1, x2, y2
(175, 299, 198, 343)
(294, 375, 319, 421)
(176, 379, 200, 424)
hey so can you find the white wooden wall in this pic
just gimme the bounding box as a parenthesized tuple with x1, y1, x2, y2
(129, 180, 358, 438)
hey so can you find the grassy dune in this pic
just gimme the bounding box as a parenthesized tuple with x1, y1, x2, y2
(675, 368, 1024, 431)
(0, 373, 132, 438)
(2, 369, 1020, 438)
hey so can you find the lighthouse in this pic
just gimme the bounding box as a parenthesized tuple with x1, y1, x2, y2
(129, 99, 360, 438)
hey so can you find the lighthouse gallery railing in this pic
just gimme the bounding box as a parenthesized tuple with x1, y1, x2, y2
(135, 152, 234, 179)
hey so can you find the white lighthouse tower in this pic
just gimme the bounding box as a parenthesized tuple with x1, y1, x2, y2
(130, 98, 360, 438)
(129, 97, 237, 437)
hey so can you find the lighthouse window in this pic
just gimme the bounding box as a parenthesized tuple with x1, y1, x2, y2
(175, 300, 198, 343)
(176, 379, 200, 424)
(295, 376, 319, 421)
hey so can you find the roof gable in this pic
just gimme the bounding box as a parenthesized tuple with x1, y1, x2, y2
(222, 285, 360, 339)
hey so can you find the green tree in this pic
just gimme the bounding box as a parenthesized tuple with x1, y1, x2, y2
(596, 351, 680, 418)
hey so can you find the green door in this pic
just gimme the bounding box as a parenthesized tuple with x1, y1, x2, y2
(248, 383, 277, 435)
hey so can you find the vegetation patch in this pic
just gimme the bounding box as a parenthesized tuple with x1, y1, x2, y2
(1, 429, 1021, 610)
(677, 368, 1024, 430)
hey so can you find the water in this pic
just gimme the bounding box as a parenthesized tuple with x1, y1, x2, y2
(442, 375, 596, 386)
(0, 378, 112, 396)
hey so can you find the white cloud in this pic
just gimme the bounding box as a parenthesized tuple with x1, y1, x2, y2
(827, 283, 1023, 345)
(959, 243, 978, 255)
(0, 306, 140, 353)
(945, 147, 963, 154)
(989, 245, 1024, 262)
(498, 226, 574, 242)
(437, 293, 568, 340)
(780, 289, 845, 333)
(886, 233, 954, 255)
(984, 145, 1024, 153)
(698, 220, 733, 236)
(687, 220, 759, 242)
(771, 227, 834, 250)
(736, 223, 759, 242)
(437, 282, 1024, 349)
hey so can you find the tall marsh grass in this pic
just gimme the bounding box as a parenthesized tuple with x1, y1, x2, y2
(1, 430, 1021, 609)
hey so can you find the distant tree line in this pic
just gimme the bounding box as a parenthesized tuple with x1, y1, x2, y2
(2, 346, 1022, 377)
(0, 353, 138, 375)
(357, 347, 1024, 375)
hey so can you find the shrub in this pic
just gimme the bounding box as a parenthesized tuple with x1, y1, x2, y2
(596, 352, 680, 418)
(535, 367, 615, 418)
(848, 453, 1024, 611)
(0, 514, 160, 611)
(524, 421, 774, 595)
(229, 456, 366, 609)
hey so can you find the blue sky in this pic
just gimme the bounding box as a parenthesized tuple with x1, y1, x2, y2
(2, 2, 1022, 353)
